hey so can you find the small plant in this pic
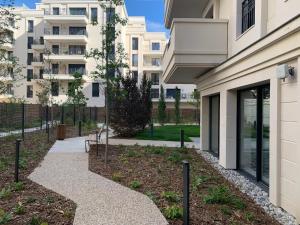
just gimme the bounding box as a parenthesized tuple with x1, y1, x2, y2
(0, 209, 12, 224)
(130, 180, 142, 189)
(0, 187, 12, 199)
(145, 191, 158, 204)
(26, 196, 37, 204)
(245, 212, 255, 222)
(11, 182, 24, 191)
(192, 175, 210, 191)
(28, 216, 42, 225)
(220, 206, 232, 216)
(45, 196, 55, 204)
(145, 147, 166, 155)
(125, 149, 141, 158)
(163, 205, 183, 220)
(19, 158, 28, 169)
(112, 172, 123, 182)
(167, 151, 182, 163)
(161, 191, 180, 203)
(13, 202, 25, 215)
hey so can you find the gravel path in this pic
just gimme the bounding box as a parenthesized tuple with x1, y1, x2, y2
(29, 137, 168, 225)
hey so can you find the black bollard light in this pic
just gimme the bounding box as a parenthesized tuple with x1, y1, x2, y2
(15, 139, 22, 182)
(182, 160, 190, 225)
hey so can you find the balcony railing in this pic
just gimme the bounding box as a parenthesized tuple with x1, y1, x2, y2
(44, 29, 88, 37)
(44, 9, 88, 17)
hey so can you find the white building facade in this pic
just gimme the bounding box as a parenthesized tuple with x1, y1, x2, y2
(162, 0, 300, 222)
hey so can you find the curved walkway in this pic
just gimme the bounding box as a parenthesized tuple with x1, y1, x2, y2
(29, 137, 168, 225)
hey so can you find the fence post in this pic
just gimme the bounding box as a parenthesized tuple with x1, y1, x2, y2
(89, 107, 92, 121)
(150, 123, 154, 137)
(21, 103, 25, 140)
(61, 105, 64, 124)
(96, 130, 99, 156)
(79, 121, 82, 137)
(40, 105, 43, 130)
(183, 160, 190, 225)
(73, 105, 76, 126)
(180, 129, 185, 148)
(95, 107, 98, 122)
(15, 139, 22, 183)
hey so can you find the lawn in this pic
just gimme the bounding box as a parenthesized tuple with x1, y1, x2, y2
(135, 125, 200, 142)
(89, 145, 280, 225)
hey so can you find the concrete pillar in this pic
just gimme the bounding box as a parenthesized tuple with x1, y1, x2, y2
(269, 77, 281, 206)
(200, 95, 209, 151)
(219, 90, 237, 169)
(296, 57, 300, 224)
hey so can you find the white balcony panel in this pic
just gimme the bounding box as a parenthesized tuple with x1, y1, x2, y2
(43, 74, 75, 81)
(44, 35, 87, 44)
(32, 44, 45, 50)
(143, 66, 163, 71)
(47, 54, 87, 63)
(163, 19, 228, 84)
(44, 15, 88, 25)
(0, 43, 14, 51)
(32, 62, 44, 67)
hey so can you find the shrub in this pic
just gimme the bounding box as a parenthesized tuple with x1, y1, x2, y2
(11, 182, 24, 191)
(112, 172, 123, 182)
(245, 212, 255, 222)
(192, 175, 210, 191)
(161, 191, 180, 203)
(163, 205, 183, 220)
(167, 151, 182, 163)
(0, 187, 12, 199)
(145, 147, 165, 155)
(130, 180, 142, 189)
(158, 85, 166, 125)
(0, 209, 12, 224)
(13, 202, 25, 215)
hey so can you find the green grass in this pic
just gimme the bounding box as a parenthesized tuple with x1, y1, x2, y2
(135, 125, 200, 142)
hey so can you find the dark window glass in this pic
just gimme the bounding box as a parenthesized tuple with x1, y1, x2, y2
(151, 88, 159, 99)
(52, 64, 59, 74)
(69, 27, 86, 35)
(53, 7, 59, 15)
(132, 71, 138, 80)
(151, 73, 159, 85)
(52, 45, 59, 54)
(91, 8, 98, 23)
(40, 53, 44, 62)
(27, 53, 33, 65)
(209, 95, 220, 157)
(69, 64, 85, 75)
(151, 58, 160, 66)
(166, 88, 180, 99)
(69, 8, 86, 15)
(7, 84, 13, 95)
(132, 54, 138, 67)
(27, 37, 33, 49)
(27, 85, 33, 98)
(92, 83, 100, 97)
(132, 37, 138, 50)
(39, 69, 44, 79)
(39, 36, 44, 44)
(152, 42, 160, 51)
(28, 20, 34, 33)
(106, 8, 115, 23)
(242, 0, 255, 33)
(27, 69, 33, 81)
(53, 26, 59, 35)
(69, 45, 86, 55)
(51, 82, 59, 96)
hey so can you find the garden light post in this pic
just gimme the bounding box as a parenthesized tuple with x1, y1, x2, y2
(15, 139, 22, 182)
(61, 105, 64, 124)
(183, 160, 190, 225)
(21, 103, 25, 140)
(79, 120, 82, 137)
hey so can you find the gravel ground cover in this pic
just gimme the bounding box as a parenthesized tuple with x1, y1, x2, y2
(89, 144, 281, 225)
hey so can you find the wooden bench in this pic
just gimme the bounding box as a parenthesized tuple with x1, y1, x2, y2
(85, 124, 105, 153)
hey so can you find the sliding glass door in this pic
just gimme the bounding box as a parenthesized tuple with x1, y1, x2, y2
(238, 85, 270, 186)
(209, 95, 220, 157)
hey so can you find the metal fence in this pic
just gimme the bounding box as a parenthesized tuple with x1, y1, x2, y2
(0, 103, 105, 140)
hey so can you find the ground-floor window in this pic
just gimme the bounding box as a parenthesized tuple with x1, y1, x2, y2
(238, 84, 270, 186)
(209, 94, 220, 157)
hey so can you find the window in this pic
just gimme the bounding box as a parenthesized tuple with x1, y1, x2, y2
(52, 7, 59, 15)
(132, 71, 138, 81)
(209, 95, 220, 157)
(151, 73, 159, 85)
(106, 8, 115, 23)
(51, 82, 59, 96)
(52, 45, 59, 54)
(39, 36, 44, 45)
(151, 88, 159, 99)
(132, 54, 138, 67)
(152, 42, 160, 51)
(91, 8, 98, 23)
(52, 64, 59, 74)
(52, 26, 59, 35)
(69, 64, 85, 75)
(27, 85, 33, 98)
(69, 45, 86, 55)
(28, 20, 34, 33)
(7, 51, 13, 60)
(39, 69, 44, 79)
(69, 27, 86, 35)
(242, 0, 255, 33)
(69, 8, 86, 16)
(8, 68, 13, 78)
(27, 37, 33, 49)
(6, 84, 13, 95)
(132, 37, 138, 50)
(27, 69, 33, 81)
(151, 58, 160, 66)
(27, 53, 33, 65)
(166, 88, 180, 99)
(92, 83, 100, 97)
(40, 53, 44, 62)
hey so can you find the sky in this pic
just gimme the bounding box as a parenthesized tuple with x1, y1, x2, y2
(13, 0, 168, 34)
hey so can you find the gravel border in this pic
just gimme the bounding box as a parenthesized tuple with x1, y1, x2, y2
(197, 150, 297, 225)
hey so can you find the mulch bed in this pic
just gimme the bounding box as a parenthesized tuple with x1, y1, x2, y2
(0, 127, 81, 225)
(89, 144, 281, 225)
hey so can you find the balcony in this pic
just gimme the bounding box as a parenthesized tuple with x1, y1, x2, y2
(162, 18, 228, 84)
(47, 51, 87, 63)
(1, 43, 14, 51)
(44, 29, 88, 43)
(44, 11, 88, 25)
(32, 57, 44, 67)
(32, 40, 45, 50)
(43, 69, 88, 81)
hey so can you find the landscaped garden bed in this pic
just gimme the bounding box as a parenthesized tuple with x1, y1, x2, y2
(0, 129, 80, 224)
(134, 125, 200, 142)
(89, 144, 280, 225)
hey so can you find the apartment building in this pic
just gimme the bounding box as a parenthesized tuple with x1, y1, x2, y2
(126, 16, 196, 109)
(162, 0, 300, 222)
(7, 0, 127, 107)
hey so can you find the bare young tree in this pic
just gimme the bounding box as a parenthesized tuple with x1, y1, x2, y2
(86, 0, 128, 165)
